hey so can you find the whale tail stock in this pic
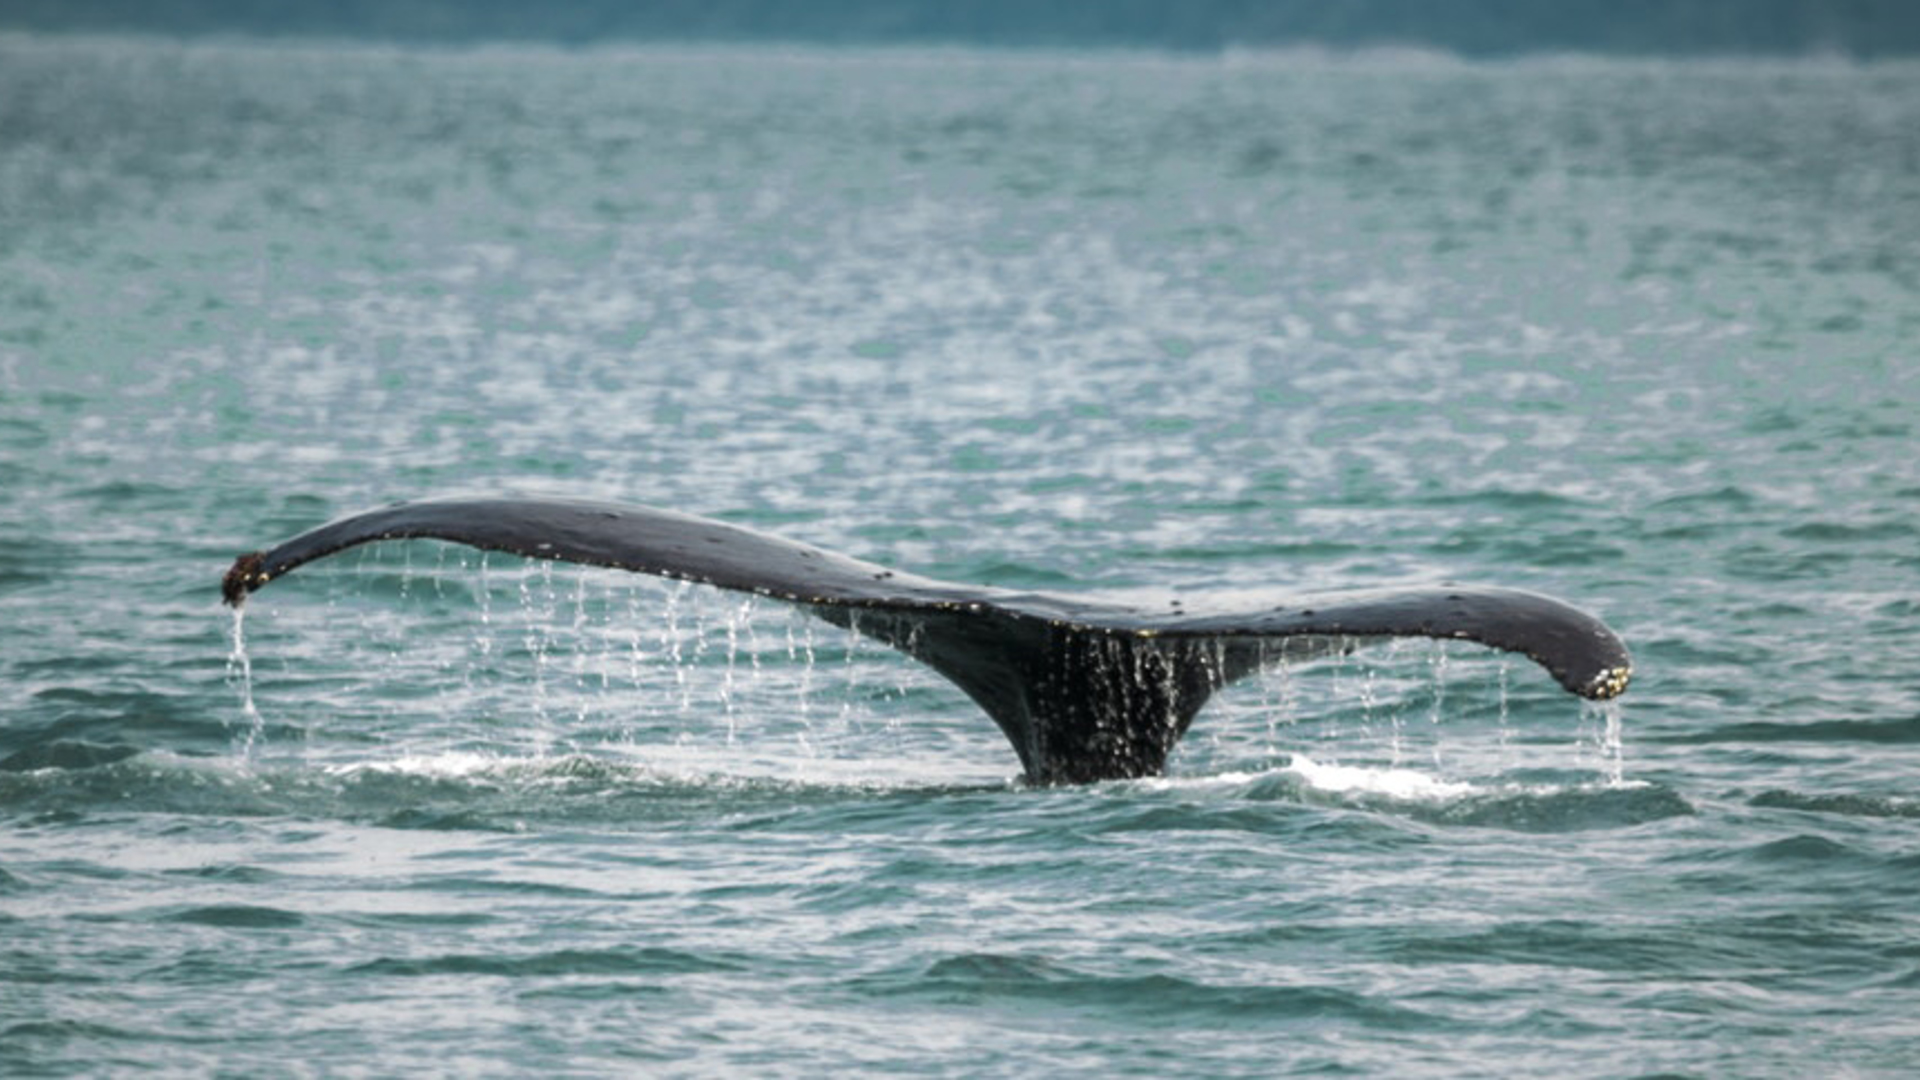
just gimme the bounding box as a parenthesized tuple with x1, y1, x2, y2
(221, 497, 1631, 784)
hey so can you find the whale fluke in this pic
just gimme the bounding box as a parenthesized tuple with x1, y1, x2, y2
(221, 498, 1631, 784)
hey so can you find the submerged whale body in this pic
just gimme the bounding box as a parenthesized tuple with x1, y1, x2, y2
(221, 498, 1632, 784)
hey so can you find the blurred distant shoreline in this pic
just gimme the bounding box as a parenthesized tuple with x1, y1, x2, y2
(5, 0, 1918, 59)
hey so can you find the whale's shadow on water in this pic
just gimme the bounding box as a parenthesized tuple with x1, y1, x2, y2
(220, 498, 1633, 787)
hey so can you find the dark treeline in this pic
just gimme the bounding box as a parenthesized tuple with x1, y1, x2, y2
(6, 0, 1918, 57)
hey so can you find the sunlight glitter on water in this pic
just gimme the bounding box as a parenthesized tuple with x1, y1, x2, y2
(7, 37, 1919, 1078)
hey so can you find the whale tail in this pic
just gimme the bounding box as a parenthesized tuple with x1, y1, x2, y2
(222, 497, 1631, 784)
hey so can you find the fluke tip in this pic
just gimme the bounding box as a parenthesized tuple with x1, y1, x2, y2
(222, 551, 268, 607)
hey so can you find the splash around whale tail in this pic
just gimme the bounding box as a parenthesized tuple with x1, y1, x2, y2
(221, 497, 1631, 784)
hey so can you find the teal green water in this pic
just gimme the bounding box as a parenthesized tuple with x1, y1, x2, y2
(4, 36, 1920, 1076)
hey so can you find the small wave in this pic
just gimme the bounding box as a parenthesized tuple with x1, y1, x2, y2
(0, 751, 281, 821)
(397, 875, 605, 899)
(1282, 756, 1693, 832)
(350, 945, 740, 979)
(1132, 757, 1692, 833)
(1678, 834, 1896, 881)
(321, 750, 733, 788)
(12, 689, 247, 752)
(161, 863, 282, 884)
(1649, 485, 1761, 511)
(0, 742, 1002, 832)
(1, 1019, 138, 1043)
(321, 749, 891, 792)
(67, 479, 190, 509)
(1422, 784, 1694, 832)
(1748, 790, 1920, 820)
(516, 981, 674, 1002)
(1694, 833, 1890, 874)
(1745, 834, 1864, 862)
(1780, 520, 1917, 543)
(1655, 717, 1920, 745)
(373, 807, 523, 832)
(0, 740, 142, 772)
(161, 903, 306, 929)
(1433, 488, 1587, 510)
(1376, 920, 1717, 975)
(922, 951, 1071, 984)
(863, 951, 1439, 1027)
(0, 532, 61, 591)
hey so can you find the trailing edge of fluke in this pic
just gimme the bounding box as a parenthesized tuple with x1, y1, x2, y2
(222, 497, 1631, 784)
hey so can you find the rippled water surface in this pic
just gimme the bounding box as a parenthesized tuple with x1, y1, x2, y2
(3, 36, 1919, 1076)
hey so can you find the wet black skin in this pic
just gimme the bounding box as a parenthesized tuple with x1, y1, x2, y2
(223, 498, 1631, 784)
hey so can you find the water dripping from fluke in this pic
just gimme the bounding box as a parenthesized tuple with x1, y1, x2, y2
(1589, 698, 1627, 787)
(226, 604, 264, 759)
(217, 497, 1633, 785)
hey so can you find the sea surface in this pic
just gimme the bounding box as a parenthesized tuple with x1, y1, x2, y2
(3, 34, 1919, 1077)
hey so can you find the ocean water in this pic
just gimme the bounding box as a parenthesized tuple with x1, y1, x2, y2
(3, 34, 1919, 1076)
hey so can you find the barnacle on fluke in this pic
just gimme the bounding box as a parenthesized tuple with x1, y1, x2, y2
(221, 550, 269, 607)
(222, 497, 1632, 784)
(1589, 665, 1634, 700)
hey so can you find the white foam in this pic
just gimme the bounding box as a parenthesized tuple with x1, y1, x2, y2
(325, 750, 515, 780)
(1284, 753, 1479, 801)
